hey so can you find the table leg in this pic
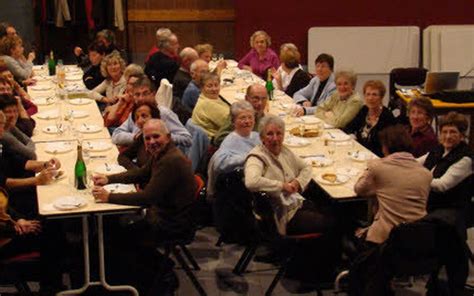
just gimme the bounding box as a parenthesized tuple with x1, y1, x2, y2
(57, 216, 92, 296)
(96, 213, 139, 296)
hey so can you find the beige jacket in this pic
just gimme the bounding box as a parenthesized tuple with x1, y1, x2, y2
(245, 144, 312, 235)
(355, 152, 432, 244)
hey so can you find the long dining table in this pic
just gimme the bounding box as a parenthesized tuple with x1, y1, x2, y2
(29, 65, 139, 296)
(218, 62, 377, 200)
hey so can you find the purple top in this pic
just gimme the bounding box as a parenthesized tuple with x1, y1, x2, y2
(411, 124, 438, 157)
(238, 48, 280, 79)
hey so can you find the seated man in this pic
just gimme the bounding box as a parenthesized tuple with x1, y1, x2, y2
(144, 33, 180, 87)
(213, 83, 268, 146)
(82, 41, 106, 90)
(172, 47, 198, 100)
(182, 59, 209, 112)
(92, 119, 196, 295)
(292, 53, 336, 115)
(111, 76, 192, 151)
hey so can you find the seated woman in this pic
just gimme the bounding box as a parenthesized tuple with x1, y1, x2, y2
(272, 43, 311, 97)
(0, 94, 35, 160)
(238, 30, 280, 79)
(103, 64, 144, 128)
(194, 43, 226, 75)
(314, 70, 363, 128)
(89, 51, 126, 105)
(0, 62, 37, 116)
(344, 80, 395, 157)
(350, 124, 432, 295)
(418, 112, 474, 240)
(244, 114, 333, 235)
(191, 72, 230, 140)
(118, 101, 161, 170)
(208, 101, 260, 194)
(407, 97, 437, 157)
(0, 35, 35, 85)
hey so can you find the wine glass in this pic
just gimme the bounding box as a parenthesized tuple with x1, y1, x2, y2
(211, 54, 218, 63)
(218, 53, 224, 61)
(327, 140, 336, 157)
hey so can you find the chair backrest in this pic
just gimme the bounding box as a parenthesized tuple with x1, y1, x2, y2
(382, 219, 439, 276)
(389, 67, 428, 99)
(155, 78, 173, 109)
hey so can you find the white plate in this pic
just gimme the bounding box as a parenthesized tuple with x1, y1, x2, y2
(30, 85, 52, 91)
(297, 116, 321, 125)
(316, 173, 350, 185)
(284, 137, 311, 147)
(70, 110, 89, 119)
(83, 141, 112, 152)
(103, 183, 135, 194)
(226, 60, 238, 67)
(349, 151, 373, 162)
(45, 141, 73, 154)
(94, 163, 126, 175)
(305, 155, 334, 167)
(42, 125, 63, 134)
(53, 196, 87, 211)
(33, 96, 55, 106)
(64, 84, 86, 92)
(324, 132, 351, 142)
(69, 98, 93, 105)
(36, 110, 60, 119)
(336, 167, 361, 177)
(65, 67, 81, 73)
(78, 124, 102, 133)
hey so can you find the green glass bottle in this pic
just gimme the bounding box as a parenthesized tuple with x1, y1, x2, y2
(48, 50, 56, 76)
(265, 70, 274, 100)
(74, 143, 87, 190)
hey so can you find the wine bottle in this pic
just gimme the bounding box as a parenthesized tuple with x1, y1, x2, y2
(48, 51, 56, 76)
(265, 69, 274, 100)
(74, 143, 87, 190)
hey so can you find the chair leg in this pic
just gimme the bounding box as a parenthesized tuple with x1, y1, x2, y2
(265, 261, 288, 296)
(171, 247, 207, 296)
(233, 245, 257, 275)
(179, 244, 200, 271)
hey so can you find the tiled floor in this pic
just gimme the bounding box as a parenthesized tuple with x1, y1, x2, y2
(2, 227, 474, 295)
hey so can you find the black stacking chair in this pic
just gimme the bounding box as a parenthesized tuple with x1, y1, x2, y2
(233, 192, 324, 296)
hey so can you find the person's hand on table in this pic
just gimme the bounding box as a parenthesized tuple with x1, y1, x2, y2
(15, 219, 41, 235)
(46, 158, 61, 170)
(36, 168, 56, 185)
(22, 78, 37, 86)
(101, 96, 118, 104)
(93, 174, 108, 186)
(92, 186, 110, 202)
(302, 101, 312, 108)
(293, 105, 304, 117)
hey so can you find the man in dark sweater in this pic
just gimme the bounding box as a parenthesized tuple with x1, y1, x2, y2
(172, 47, 198, 100)
(144, 33, 180, 88)
(93, 118, 196, 236)
(82, 41, 106, 90)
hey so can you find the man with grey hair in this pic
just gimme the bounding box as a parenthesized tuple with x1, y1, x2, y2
(173, 47, 199, 99)
(145, 32, 180, 88)
(213, 83, 268, 146)
(93, 118, 196, 295)
(182, 59, 209, 112)
(145, 28, 173, 62)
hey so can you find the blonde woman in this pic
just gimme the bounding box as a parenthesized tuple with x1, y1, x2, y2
(238, 30, 279, 79)
(89, 52, 126, 104)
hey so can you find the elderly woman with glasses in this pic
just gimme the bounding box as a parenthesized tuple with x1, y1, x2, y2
(238, 30, 280, 79)
(419, 112, 474, 240)
(245, 114, 334, 235)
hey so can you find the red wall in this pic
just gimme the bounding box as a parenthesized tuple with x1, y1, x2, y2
(234, 0, 474, 69)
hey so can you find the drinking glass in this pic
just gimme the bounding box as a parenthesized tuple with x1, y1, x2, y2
(218, 53, 224, 61)
(326, 140, 336, 157)
(211, 54, 218, 63)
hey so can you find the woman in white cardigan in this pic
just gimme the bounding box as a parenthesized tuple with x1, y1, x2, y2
(244, 114, 334, 235)
(89, 51, 126, 105)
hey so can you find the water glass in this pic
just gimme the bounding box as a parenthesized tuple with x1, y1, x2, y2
(218, 53, 224, 61)
(211, 54, 218, 62)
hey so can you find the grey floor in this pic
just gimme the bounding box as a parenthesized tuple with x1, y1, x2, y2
(2, 227, 474, 295)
